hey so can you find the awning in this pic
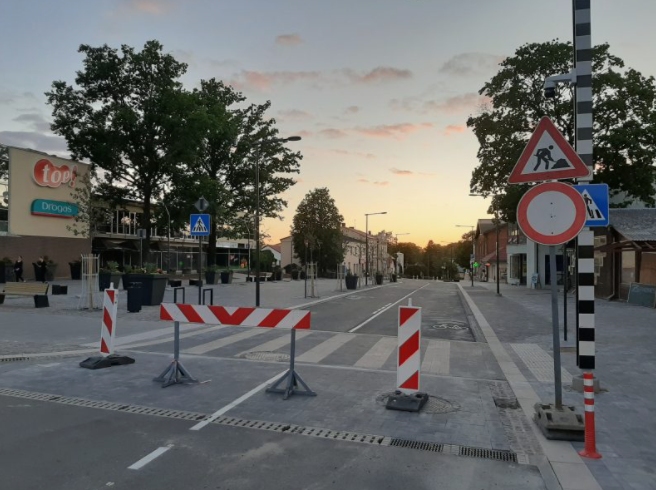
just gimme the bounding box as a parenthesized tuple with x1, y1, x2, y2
(93, 238, 139, 251)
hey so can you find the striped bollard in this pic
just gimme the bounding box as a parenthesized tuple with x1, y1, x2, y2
(579, 372, 602, 459)
(386, 299, 428, 412)
(79, 283, 135, 369)
(100, 284, 118, 356)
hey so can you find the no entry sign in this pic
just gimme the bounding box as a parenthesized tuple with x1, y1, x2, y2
(517, 182, 586, 246)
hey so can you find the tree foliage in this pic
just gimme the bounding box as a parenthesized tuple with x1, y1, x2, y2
(46, 40, 207, 256)
(468, 40, 656, 221)
(291, 188, 344, 274)
(0, 145, 7, 182)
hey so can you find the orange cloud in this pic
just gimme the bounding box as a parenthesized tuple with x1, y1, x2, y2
(278, 109, 312, 120)
(344, 105, 360, 114)
(328, 149, 376, 159)
(444, 124, 467, 136)
(229, 70, 321, 92)
(318, 128, 348, 139)
(357, 178, 369, 183)
(120, 0, 171, 14)
(345, 67, 412, 83)
(373, 181, 390, 187)
(354, 123, 433, 139)
(390, 168, 413, 175)
(276, 34, 303, 46)
(424, 93, 489, 114)
(297, 130, 313, 138)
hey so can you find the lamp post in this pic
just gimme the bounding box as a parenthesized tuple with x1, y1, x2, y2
(456, 224, 475, 287)
(365, 211, 387, 286)
(254, 135, 301, 307)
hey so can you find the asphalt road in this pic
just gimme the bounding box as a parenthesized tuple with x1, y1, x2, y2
(0, 394, 546, 490)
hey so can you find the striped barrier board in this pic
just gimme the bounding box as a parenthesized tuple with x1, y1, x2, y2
(160, 304, 311, 329)
(397, 305, 421, 394)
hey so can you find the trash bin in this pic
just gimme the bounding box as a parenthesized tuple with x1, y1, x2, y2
(127, 282, 142, 313)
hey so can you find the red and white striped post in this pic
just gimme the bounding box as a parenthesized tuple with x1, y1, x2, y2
(397, 299, 421, 394)
(579, 372, 602, 459)
(100, 283, 118, 356)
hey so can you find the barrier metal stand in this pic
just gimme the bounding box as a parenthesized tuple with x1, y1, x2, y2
(202, 288, 214, 305)
(153, 321, 198, 388)
(266, 329, 316, 400)
(173, 287, 185, 304)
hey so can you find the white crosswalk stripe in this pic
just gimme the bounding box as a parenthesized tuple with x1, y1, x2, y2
(421, 340, 450, 375)
(354, 337, 397, 369)
(236, 331, 311, 357)
(183, 328, 268, 355)
(296, 333, 356, 363)
(510, 343, 573, 383)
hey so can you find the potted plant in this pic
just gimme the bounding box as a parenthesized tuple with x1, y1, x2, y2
(345, 272, 358, 290)
(375, 271, 384, 285)
(123, 262, 169, 306)
(44, 256, 57, 282)
(69, 259, 82, 280)
(205, 264, 219, 285)
(99, 261, 121, 291)
(121, 264, 134, 290)
(291, 269, 299, 280)
(220, 268, 233, 284)
(0, 257, 12, 283)
(273, 266, 283, 281)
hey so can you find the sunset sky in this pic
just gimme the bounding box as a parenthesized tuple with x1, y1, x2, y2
(2, 0, 656, 246)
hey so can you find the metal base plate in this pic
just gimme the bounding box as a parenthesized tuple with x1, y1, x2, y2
(534, 402, 584, 441)
(79, 354, 135, 370)
(386, 391, 429, 412)
(153, 360, 198, 388)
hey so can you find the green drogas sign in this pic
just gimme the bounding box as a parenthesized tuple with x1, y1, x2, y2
(31, 199, 78, 219)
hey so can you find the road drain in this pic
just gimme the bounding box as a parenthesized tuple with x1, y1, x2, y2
(0, 387, 524, 464)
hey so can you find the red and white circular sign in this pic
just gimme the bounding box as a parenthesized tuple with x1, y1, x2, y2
(517, 182, 586, 245)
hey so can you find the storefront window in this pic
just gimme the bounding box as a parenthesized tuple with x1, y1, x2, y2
(621, 250, 635, 284)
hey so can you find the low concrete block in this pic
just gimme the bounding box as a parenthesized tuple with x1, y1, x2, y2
(571, 374, 602, 393)
(534, 402, 584, 441)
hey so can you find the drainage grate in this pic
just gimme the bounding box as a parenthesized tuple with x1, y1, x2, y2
(0, 357, 30, 363)
(459, 446, 517, 463)
(390, 439, 443, 452)
(241, 351, 290, 362)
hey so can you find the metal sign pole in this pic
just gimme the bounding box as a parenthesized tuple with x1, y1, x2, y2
(198, 236, 202, 305)
(549, 246, 563, 409)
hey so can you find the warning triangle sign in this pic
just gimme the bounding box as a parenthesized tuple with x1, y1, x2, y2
(192, 216, 208, 234)
(508, 117, 591, 184)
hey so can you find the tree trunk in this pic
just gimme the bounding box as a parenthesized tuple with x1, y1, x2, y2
(142, 191, 152, 262)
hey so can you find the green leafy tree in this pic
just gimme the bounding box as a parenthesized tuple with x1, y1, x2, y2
(163, 79, 301, 265)
(468, 40, 656, 220)
(291, 188, 344, 275)
(0, 145, 7, 182)
(46, 40, 207, 258)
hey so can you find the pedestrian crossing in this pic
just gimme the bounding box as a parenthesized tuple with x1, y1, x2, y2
(123, 327, 565, 384)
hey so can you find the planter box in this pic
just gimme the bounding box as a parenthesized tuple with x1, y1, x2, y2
(291, 270, 299, 280)
(0, 265, 11, 283)
(205, 271, 218, 285)
(375, 275, 383, 285)
(123, 274, 169, 306)
(220, 271, 233, 284)
(52, 285, 68, 295)
(345, 275, 358, 290)
(99, 272, 122, 291)
(69, 262, 82, 280)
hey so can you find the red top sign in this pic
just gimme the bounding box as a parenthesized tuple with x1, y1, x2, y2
(517, 182, 586, 246)
(508, 117, 590, 184)
(33, 159, 78, 188)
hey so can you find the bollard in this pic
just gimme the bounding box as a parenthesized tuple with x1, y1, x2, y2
(579, 372, 602, 459)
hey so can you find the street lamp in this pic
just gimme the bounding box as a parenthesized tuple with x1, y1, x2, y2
(365, 211, 387, 286)
(456, 224, 475, 287)
(469, 193, 501, 296)
(254, 135, 301, 306)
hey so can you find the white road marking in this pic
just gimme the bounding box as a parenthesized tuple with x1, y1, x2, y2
(128, 445, 172, 470)
(354, 337, 397, 369)
(236, 330, 311, 357)
(121, 325, 225, 349)
(421, 340, 450, 375)
(348, 284, 429, 333)
(190, 371, 286, 431)
(295, 333, 355, 363)
(183, 328, 267, 355)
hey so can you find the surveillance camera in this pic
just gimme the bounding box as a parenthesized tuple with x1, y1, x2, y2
(543, 80, 556, 98)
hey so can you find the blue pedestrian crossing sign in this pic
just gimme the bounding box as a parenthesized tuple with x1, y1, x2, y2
(573, 184, 609, 227)
(190, 214, 211, 237)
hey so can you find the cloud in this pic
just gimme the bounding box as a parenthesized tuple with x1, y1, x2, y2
(328, 149, 376, 159)
(278, 109, 312, 120)
(356, 178, 388, 187)
(444, 124, 467, 136)
(439, 52, 504, 76)
(344, 67, 412, 83)
(121, 0, 171, 15)
(0, 91, 38, 105)
(13, 113, 52, 132)
(357, 178, 369, 183)
(276, 34, 303, 46)
(373, 181, 389, 186)
(390, 168, 413, 175)
(354, 123, 433, 139)
(0, 131, 69, 156)
(228, 70, 321, 92)
(297, 130, 313, 138)
(344, 106, 360, 114)
(318, 128, 348, 139)
(391, 93, 489, 115)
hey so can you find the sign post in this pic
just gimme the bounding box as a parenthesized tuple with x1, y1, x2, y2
(191, 197, 210, 305)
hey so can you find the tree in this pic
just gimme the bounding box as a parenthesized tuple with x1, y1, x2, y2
(291, 188, 344, 275)
(468, 40, 656, 221)
(65, 171, 114, 239)
(163, 79, 302, 265)
(0, 145, 7, 182)
(46, 40, 207, 259)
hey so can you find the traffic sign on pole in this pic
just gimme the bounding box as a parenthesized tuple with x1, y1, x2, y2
(190, 214, 210, 237)
(573, 184, 609, 227)
(508, 117, 591, 184)
(517, 182, 586, 246)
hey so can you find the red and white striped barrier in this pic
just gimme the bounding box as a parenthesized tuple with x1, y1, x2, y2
(100, 284, 118, 355)
(397, 303, 422, 394)
(160, 303, 310, 329)
(579, 372, 602, 459)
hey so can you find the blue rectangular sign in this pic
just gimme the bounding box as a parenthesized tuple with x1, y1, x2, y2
(31, 199, 78, 218)
(573, 184, 609, 227)
(190, 214, 211, 237)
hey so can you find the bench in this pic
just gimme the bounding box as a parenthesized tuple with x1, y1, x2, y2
(246, 272, 272, 282)
(0, 282, 50, 308)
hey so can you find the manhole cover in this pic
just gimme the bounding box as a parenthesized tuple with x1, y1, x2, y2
(375, 392, 460, 414)
(431, 322, 467, 330)
(241, 351, 290, 362)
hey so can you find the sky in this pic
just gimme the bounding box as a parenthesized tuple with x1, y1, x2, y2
(2, 0, 656, 247)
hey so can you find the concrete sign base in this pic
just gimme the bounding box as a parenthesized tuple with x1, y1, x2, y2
(534, 402, 584, 441)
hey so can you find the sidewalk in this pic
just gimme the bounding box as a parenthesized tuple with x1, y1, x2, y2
(466, 280, 656, 490)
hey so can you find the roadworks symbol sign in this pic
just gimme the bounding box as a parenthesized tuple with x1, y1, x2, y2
(192, 217, 208, 233)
